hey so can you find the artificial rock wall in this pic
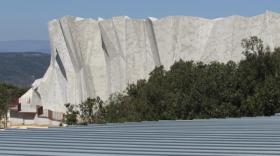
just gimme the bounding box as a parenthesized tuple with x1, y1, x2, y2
(20, 11, 280, 114)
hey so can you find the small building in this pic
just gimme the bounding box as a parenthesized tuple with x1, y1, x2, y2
(8, 89, 64, 126)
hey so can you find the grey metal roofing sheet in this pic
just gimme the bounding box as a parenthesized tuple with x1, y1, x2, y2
(1, 116, 280, 156)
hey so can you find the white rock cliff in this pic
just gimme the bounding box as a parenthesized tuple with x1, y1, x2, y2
(15, 11, 280, 124)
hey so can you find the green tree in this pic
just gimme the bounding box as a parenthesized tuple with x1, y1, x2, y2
(0, 83, 26, 128)
(64, 103, 79, 125)
(79, 97, 104, 124)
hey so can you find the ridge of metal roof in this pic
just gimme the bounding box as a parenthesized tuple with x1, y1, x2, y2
(1, 116, 280, 156)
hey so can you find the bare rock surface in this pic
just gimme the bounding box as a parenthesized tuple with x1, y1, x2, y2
(19, 11, 280, 115)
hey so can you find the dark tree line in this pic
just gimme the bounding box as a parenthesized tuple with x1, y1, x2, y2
(65, 36, 280, 124)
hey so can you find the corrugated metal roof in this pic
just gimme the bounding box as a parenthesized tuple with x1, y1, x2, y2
(1, 116, 280, 156)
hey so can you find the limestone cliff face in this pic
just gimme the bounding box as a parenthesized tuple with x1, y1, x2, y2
(19, 11, 280, 114)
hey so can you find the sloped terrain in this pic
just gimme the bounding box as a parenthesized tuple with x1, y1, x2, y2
(0, 52, 50, 87)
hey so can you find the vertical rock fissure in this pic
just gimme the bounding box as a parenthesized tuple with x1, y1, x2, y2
(112, 20, 126, 91)
(145, 19, 161, 66)
(112, 21, 125, 59)
(55, 49, 67, 80)
(58, 19, 80, 72)
(99, 23, 112, 95)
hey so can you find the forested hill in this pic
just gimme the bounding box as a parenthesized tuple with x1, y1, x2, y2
(0, 52, 50, 87)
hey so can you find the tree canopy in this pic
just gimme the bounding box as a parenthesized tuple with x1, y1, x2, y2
(0, 83, 26, 127)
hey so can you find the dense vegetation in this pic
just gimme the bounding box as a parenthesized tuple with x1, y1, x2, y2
(64, 97, 105, 125)
(65, 37, 280, 124)
(0, 83, 26, 127)
(0, 52, 50, 87)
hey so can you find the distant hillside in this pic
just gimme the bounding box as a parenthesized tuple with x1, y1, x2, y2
(0, 40, 50, 53)
(0, 52, 50, 87)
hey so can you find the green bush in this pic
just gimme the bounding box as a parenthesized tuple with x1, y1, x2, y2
(64, 103, 79, 125)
